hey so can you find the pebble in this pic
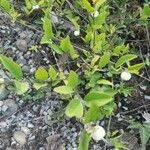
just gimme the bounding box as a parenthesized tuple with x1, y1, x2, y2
(22, 65, 30, 73)
(51, 11, 59, 24)
(13, 131, 26, 145)
(0, 85, 9, 100)
(0, 100, 4, 107)
(2, 105, 8, 112)
(27, 123, 34, 128)
(21, 127, 30, 135)
(16, 39, 27, 52)
(0, 121, 7, 128)
(144, 95, 150, 100)
(4, 99, 18, 116)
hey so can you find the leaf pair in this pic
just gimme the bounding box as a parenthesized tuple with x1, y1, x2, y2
(35, 66, 57, 81)
(54, 71, 78, 94)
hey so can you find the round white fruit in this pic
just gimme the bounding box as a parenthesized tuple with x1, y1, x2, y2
(121, 71, 131, 81)
(91, 11, 99, 18)
(32, 5, 40, 10)
(91, 125, 106, 141)
(74, 30, 80, 36)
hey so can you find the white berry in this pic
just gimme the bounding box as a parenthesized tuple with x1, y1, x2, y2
(74, 30, 80, 36)
(91, 125, 106, 141)
(32, 5, 40, 10)
(121, 71, 131, 81)
(91, 11, 99, 18)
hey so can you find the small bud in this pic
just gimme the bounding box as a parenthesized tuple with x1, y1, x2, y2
(74, 30, 80, 36)
(121, 71, 131, 81)
(91, 125, 106, 141)
(32, 5, 40, 10)
(91, 11, 99, 18)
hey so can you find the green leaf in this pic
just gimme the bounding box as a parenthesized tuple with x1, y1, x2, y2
(113, 44, 129, 56)
(65, 99, 83, 118)
(78, 130, 91, 150)
(60, 36, 78, 59)
(139, 127, 150, 146)
(91, 55, 100, 66)
(95, 0, 106, 10)
(84, 92, 113, 107)
(99, 52, 110, 68)
(0, 0, 11, 12)
(14, 80, 29, 95)
(33, 82, 48, 90)
(41, 16, 53, 44)
(49, 65, 57, 81)
(84, 104, 100, 123)
(128, 122, 142, 129)
(54, 86, 74, 94)
(82, 0, 95, 13)
(143, 6, 150, 16)
(0, 54, 23, 79)
(97, 79, 113, 86)
(35, 67, 49, 81)
(128, 63, 144, 74)
(49, 44, 63, 54)
(115, 54, 137, 68)
(67, 71, 78, 89)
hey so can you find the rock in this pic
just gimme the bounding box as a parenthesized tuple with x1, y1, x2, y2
(0, 121, 7, 128)
(0, 85, 9, 100)
(22, 66, 30, 73)
(13, 131, 26, 145)
(21, 127, 30, 135)
(17, 58, 27, 66)
(16, 39, 27, 52)
(3, 99, 18, 116)
(51, 11, 59, 24)
(27, 123, 34, 128)
(144, 95, 150, 100)
(1, 105, 8, 112)
(0, 100, 4, 107)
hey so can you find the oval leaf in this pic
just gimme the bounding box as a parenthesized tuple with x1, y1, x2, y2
(49, 65, 57, 81)
(97, 79, 113, 86)
(99, 52, 110, 68)
(82, 0, 95, 13)
(35, 67, 48, 81)
(65, 99, 83, 118)
(54, 86, 73, 94)
(84, 92, 113, 107)
(14, 80, 29, 95)
(128, 63, 144, 74)
(67, 71, 78, 89)
(115, 54, 137, 68)
(0, 54, 23, 79)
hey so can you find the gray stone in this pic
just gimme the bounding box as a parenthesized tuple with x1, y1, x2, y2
(13, 131, 26, 145)
(3, 99, 18, 116)
(144, 95, 150, 100)
(16, 39, 27, 52)
(0, 121, 7, 128)
(0, 101, 3, 107)
(0, 85, 9, 100)
(27, 123, 34, 128)
(17, 58, 27, 66)
(21, 127, 30, 135)
(22, 66, 30, 73)
(2, 105, 8, 112)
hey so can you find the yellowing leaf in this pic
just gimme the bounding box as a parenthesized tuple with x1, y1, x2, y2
(0, 54, 23, 79)
(49, 65, 57, 81)
(97, 79, 113, 86)
(65, 99, 83, 118)
(99, 52, 110, 68)
(128, 63, 144, 74)
(33, 82, 48, 90)
(35, 67, 48, 81)
(67, 71, 78, 89)
(82, 0, 95, 13)
(115, 54, 137, 68)
(54, 86, 74, 94)
(14, 80, 29, 95)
